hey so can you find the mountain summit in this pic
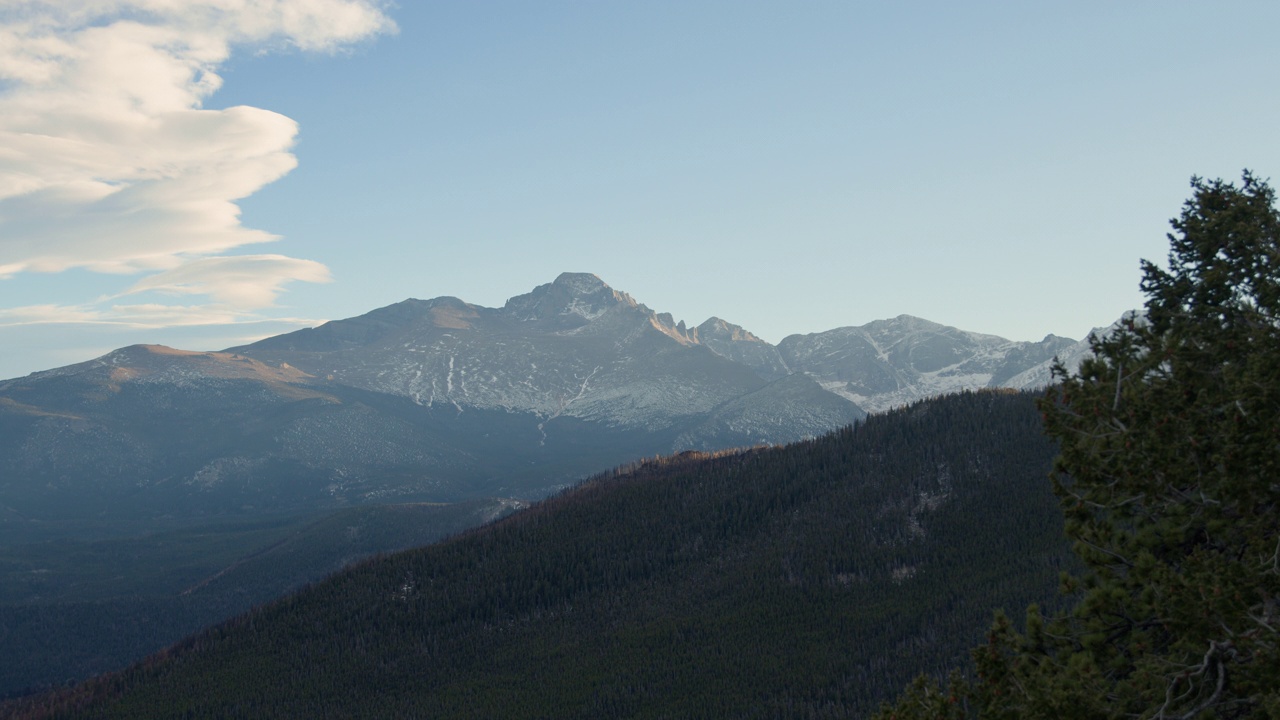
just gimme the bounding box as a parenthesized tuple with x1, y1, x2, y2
(778, 314, 1079, 413)
(232, 273, 857, 437)
(0, 272, 1084, 535)
(503, 272, 637, 329)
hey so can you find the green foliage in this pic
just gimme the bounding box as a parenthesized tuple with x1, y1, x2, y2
(876, 172, 1280, 720)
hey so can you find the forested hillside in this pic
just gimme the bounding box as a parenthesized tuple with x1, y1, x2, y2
(8, 390, 1073, 719)
(873, 174, 1280, 719)
(0, 499, 523, 699)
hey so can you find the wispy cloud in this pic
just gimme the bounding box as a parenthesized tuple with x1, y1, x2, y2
(0, 301, 326, 329)
(121, 254, 333, 308)
(0, 0, 393, 313)
(0, 304, 104, 326)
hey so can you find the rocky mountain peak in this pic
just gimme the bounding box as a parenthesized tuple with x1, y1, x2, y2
(692, 317, 791, 381)
(502, 272, 637, 329)
(696, 317, 766, 344)
(862, 314, 946, 336)
(551, 272, 609, 295)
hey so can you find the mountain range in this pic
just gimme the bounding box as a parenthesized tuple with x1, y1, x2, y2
(0, 273, 1103, 702)
(0, 272, 1094, 537)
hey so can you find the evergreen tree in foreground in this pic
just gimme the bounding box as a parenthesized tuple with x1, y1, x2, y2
(876, 173, 1280, 720)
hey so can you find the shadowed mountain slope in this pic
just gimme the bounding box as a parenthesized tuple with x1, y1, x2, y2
(0, 499, 525, 699)
(11, 390, 1074, 719)
(0, 275, 867, 538)
(1, 274, 1094, 541)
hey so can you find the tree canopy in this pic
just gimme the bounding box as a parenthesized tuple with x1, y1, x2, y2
(876, 173, 1280, 720)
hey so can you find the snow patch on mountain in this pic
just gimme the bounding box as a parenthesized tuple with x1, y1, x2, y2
(224, 274, 1113, 432)
(781, 315, 1079, 414)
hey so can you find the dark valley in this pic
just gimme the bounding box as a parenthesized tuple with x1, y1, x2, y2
(6, 390, 1073, 719)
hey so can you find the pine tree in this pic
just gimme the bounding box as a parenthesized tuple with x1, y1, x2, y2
(876, 173, 1280, 720)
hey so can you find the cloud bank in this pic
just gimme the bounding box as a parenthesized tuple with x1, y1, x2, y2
(0, 0, 393, 324)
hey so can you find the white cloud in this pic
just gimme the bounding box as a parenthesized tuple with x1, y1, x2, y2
(0, 303, 104, 325)
(121, 254, 332, 307)
(0, 299, 325, 329)
(0, 0, 393, 303)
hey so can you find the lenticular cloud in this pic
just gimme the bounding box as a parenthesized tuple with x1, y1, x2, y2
(0, 0, 393, 307)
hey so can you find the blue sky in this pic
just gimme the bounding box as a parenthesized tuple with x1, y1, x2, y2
(2, 2, 1279, 379)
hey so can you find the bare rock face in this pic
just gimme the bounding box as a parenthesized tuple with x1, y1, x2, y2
(778, 315, 1079, 414)
(1, 271, 1100, 534)
(693, 317, 792, 381)
(232, 273, 860, 436)
(0, 274, 865, 533)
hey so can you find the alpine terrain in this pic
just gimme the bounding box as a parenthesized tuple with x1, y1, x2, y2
(0, 272, 1095, 701)
(0, 272, 1091, 534)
